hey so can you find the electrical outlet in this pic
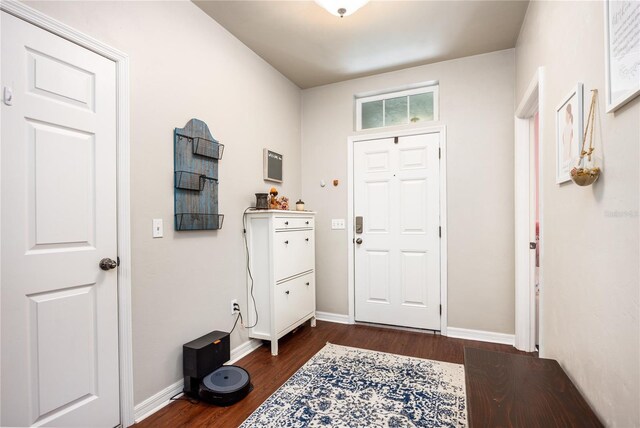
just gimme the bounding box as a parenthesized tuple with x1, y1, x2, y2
(331, 219, 346, 230)
(231, 299, 239, 315)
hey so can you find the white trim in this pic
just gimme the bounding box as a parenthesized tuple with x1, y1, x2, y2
(447, 327, 515, 346)
(516, 70, 541, 118)
(228, 338, 263, 364)
(133, 339, 262, 423)
(133, 380, 183, 424)
(514, 67, 545, 354)
(354, 80, 439, 100)
(439, 127, 448, 336)
(347, 125, 448, 334)
(0, 1, 134, 425)
(315, 311, 351, 325)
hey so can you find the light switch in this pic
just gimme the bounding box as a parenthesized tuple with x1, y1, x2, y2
(153, 218, 163, 238)
(331, 219, 345, 230)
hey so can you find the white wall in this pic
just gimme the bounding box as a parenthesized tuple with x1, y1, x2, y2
(516, 1, 639, 426)
(25, 0, 302, 405)
(302, 50, 517, 334)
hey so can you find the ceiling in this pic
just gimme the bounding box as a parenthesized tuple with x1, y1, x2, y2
(194, 1, 530, 89)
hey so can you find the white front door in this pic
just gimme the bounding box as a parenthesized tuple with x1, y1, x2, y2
(1, 12, 120, 427)
(354, 133, 441, 330)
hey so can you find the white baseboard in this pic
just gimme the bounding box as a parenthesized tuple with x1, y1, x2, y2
(133, 338, 262, 423)
(133, 379, 183, 424)
(228, 338, 262, 364)
(315, 311, 351, 325)
(446, 327, 515, 346)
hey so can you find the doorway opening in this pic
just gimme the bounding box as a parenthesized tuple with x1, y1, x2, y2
(515, 68, 544, 354)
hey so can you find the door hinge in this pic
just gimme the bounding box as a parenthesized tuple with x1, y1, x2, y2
(439, 304, 442, 315)
(394, 136, 399, 144)
(439, 226, 441, 238)
(438, 148, 441, 159)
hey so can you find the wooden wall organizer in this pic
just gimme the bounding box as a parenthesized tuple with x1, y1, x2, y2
(174, 119, 224, 231)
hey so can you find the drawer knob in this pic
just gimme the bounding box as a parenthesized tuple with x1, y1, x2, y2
(305, 221, 309, 224)
(284, 221, 289, 225)
(305, 238, 309, 242)
(285, 290, 290, 295)
(284, 240, 289, 244)
(306, 282, 310, 286)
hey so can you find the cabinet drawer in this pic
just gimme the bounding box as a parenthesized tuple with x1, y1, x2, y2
(274, 230, 314, 281)
(275, 273, 315, 334)
(274, 216, 314, 231)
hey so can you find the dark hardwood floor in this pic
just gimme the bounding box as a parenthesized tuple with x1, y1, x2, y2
(135, 320, 532, 428)
(465, 347, 602, 427)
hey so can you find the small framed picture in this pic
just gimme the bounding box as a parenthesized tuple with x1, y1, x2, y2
(604, 0, 640, 112)
(263, 149, 283, 183)
(556, 84, 583, 184)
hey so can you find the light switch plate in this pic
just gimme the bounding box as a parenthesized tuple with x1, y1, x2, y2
(152, 218, 163, 238)
(331, 219, 346, 230)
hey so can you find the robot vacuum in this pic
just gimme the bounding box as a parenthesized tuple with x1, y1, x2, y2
(199, 365, 251, 406)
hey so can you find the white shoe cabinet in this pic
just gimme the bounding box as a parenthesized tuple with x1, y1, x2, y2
(245, 210, 316, 356)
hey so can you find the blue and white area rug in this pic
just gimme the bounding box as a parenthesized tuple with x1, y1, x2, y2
(240, 343, 467, 427)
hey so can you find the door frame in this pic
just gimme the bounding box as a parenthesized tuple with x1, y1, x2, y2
(514, 67, 545, 354)
(0, 1, 134, 426)
(347, 125, 448, 335)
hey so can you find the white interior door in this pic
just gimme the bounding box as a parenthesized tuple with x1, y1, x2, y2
(1, 12, 120, 427)
(354, 133, 441, 330)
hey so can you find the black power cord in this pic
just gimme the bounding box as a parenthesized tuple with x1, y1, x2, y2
(169, 390, 199, 404)
(240, 207, 259, 329)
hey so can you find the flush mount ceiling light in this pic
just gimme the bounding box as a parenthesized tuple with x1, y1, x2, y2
(314, 0, 370, 18)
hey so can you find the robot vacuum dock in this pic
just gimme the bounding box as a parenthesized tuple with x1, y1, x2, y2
(183, 331, 251, 405)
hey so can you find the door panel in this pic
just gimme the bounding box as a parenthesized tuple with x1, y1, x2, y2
(28, 48, 96, 109)
(365, 250, 390, 303)
(30, 120, 96, 248)
(354, 133, 440, 330)
(399, 178, 427, 233)
(29, 285, 98, 419)
(1, 12, 119, 427)
(365, 180, 390, 233)
(400, 251, 428, 306)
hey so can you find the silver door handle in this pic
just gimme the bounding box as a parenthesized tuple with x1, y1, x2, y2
(355, 238, 363, 244)
(99, 258, 118, 271)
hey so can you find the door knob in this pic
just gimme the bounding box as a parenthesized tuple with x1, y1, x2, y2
(356, 238, 363, 244)
(99, 258, 118, 271)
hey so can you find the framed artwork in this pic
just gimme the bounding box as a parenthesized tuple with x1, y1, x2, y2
(604, 0, 640, 112)
(263, 149, 283, 183)
(556, 84, 583, 184)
